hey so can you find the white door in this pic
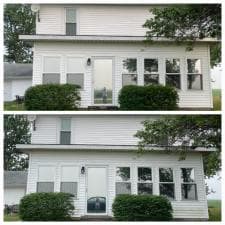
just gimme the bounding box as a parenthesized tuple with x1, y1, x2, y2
(93, 58, 113, 105)
(87, 167, 107, 214)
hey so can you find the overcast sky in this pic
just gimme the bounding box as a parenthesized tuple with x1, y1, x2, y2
(211, 65, 222, 89)
(205, 172, 221, 200)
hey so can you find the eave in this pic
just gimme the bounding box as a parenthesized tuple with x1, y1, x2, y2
(19, 34, 219, 44)
(16, 144, 216, 154)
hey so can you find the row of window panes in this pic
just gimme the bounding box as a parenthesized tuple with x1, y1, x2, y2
(122, 58, 202, 90)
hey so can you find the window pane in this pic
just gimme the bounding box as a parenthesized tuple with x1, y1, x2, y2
(159, 183, 174, 200)
(187, 59, 201, 73)
(66, 23, 76, 36)
(37, 182, 54, 193)
(122, 74, 137, 86)
(181, 168, 195, 183)
(166, 74, 180, 89)
(144, 74, 159, 85)
(122, 58, 137, 73)
(61, 182, 77, 197)
(188, 74, 202, 90)
(166, 59, 180, 73)
(67, 73, 84, 89)
(67, 58, 84, 73)
(116, 167, 130, 181)
(144, 59, 158, 73)
(159, 168, 173, 182)
(66, 8, 76, 23)
(61, 166, 79, 182)
(43, 73, 60, 84)
(138, 167, 152, 182)
(116, 182, 131, 195)
(182, 184, 197, 200)
(61, 118, 71, 131)
(43, 57, 60, 73)
(38, 167, 55, 181)
(60, 131, 71, 144)
(138, 183, 153, 195)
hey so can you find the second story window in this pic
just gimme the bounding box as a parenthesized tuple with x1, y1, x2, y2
(66, 8, 77, 35)
(122, 58, 137, 87)
(60, 118, 71, 144)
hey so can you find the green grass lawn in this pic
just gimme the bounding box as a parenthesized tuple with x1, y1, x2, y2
(208, 200, 221, 221)
(4, 102, 25, 111)
(4, 214, 20, 222)
(212, 89, 221, 111)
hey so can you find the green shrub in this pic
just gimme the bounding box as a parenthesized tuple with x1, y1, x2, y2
(112, 194, 173, 221)
(19, 192, 75, 221)
(118, 85, 179, 110)
(24, 84, 81, 110)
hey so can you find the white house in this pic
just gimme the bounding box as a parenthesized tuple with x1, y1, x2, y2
(16, 115, 212, 220)
(4, 63, 32, 102)
(4, 171, 27, 205)
(19, 4, 218, 109)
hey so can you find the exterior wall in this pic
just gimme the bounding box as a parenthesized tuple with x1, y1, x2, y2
(4, 187, 26, 205)
(31, 115, 154, 144)
(36, 4, 155, 36)
(26, 150, 208, 219)
(4, 79, 32, 101)
(33, 41, 212, 108)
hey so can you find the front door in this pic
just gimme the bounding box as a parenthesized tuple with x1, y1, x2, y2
(93, 58, 113, 105)
(87, 166, 107, 214)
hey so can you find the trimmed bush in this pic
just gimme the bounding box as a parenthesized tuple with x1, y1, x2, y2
(118, 85, 179, 110)
(24, 84, 81, 110)
(112, 194, 173, 221)
(19, 192, 75, 221)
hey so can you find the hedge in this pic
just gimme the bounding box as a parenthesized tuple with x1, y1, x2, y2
(19, 192, 75, 221)
(112, 194, 173, 221)
(118, 85, 179, 110)
(24, 84, 81, 110)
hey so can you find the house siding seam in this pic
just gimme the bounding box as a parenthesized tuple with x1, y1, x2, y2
(32, 42, 212, 108)
(26, 151, 208, 219)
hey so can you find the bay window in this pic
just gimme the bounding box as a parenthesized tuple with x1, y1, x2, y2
(137, 167, 153, 195)
(122, 58, 137, 86)
(144, 59, 159, 85)
(116, 167, 131, 195)
(166, 59, 181, 89)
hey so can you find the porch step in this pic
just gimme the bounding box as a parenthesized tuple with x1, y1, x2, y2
(88, 106, 118, 110)
(80, 215, 113, 221)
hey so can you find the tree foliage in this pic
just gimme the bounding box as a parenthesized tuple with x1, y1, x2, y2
(4, 4, 35, 63)
(135, 115, 221, 177)
(143, 4, 221, 67)
(4, 115, 31, 170)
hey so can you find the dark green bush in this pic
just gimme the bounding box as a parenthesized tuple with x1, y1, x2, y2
(112, 194, 173, 221)
(19, 192, 75, 221)
(118, 85, 179, 110)
(24, 84, 81, 110)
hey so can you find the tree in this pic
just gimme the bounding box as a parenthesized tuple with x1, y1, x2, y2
(4, 115, 31, 170)
(135, 115, 221, 178)
(143, 4, 221, 67)
(4, 4, 35, 63)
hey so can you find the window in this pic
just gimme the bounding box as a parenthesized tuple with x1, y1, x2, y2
(116, 167, 131, 195)
(181, 168, 197, 200)
(37, 166, 54, 193)
(60, 118, 71, 144)
(43, 57, 60, 84)
(138, 167, 153, 195)
(144, 59, 159, 85)
(187, 59, 203, 90)
(122, 58, 137, 86)
(60, 166, 79, 198)
(166, 59, 180, 89)
(66, 58, 84, 89)
(159, 168, 175, 200)
(66, 8, 76, 35)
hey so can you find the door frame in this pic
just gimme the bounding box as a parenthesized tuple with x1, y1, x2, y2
(91, 56, 115, 106)
(85, 165, 108, 215)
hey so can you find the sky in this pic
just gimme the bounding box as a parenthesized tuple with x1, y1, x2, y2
(205, 172, 221, 200)
(211, 65, 222, 89)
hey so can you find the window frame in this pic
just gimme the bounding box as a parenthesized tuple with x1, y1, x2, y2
(122, 58, 138, 87)
(159, 168, 175, 200)
(137, 167, 153, 195)
(165, 58, 181, 90)
(144, 58, 159, 85)
(65, 7, 77, 36)
(60, 118, 71, 145)
(115, 167, 131, 195)
(181, 168, 198, 201)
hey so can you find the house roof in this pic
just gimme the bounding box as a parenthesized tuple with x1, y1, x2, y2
(19, 34, 219, 44)
(16, 144, 216, 153)
(4, 171, 27, 188)
(4, 63, 32, 80)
